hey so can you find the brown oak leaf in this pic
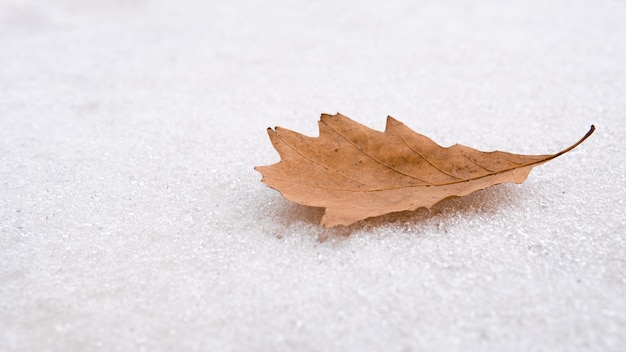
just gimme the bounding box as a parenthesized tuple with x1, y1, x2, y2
(254, 113, 594, 227)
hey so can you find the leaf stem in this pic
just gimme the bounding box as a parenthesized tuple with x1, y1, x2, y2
(548, 125, 595, 160)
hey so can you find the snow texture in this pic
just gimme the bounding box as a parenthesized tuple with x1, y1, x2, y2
(1, 0, 625, 351)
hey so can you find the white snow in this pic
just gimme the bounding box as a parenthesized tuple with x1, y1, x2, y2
(1, 0, 625, 351)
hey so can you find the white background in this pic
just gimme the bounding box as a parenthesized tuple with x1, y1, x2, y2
(1, 0, 625, 350)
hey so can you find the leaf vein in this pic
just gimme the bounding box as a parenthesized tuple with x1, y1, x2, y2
(394, 129, 462, 180)
(320, 119, 432, 185)
(272, 129, 370, 187)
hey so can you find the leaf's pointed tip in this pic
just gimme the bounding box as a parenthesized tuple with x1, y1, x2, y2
(385, 115, 401, 131)
(253, 167, 270, 184)
(320, 112, 347, 121)
(319, 113, 332, 125)
(253, 165, 269, 176)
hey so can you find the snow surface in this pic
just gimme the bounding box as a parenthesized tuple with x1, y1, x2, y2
(1, 0, 625, 351)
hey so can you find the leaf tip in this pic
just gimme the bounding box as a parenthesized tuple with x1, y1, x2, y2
(320, 112, 340, 121)
(385, 115, 401, 131)
(320, 112, 349, 122)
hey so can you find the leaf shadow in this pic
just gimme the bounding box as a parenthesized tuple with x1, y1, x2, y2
(365, 183, 523, 225)
(261, 184, 526, 241)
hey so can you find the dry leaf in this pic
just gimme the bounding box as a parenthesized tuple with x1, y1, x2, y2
(255, 113, 594, 227)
